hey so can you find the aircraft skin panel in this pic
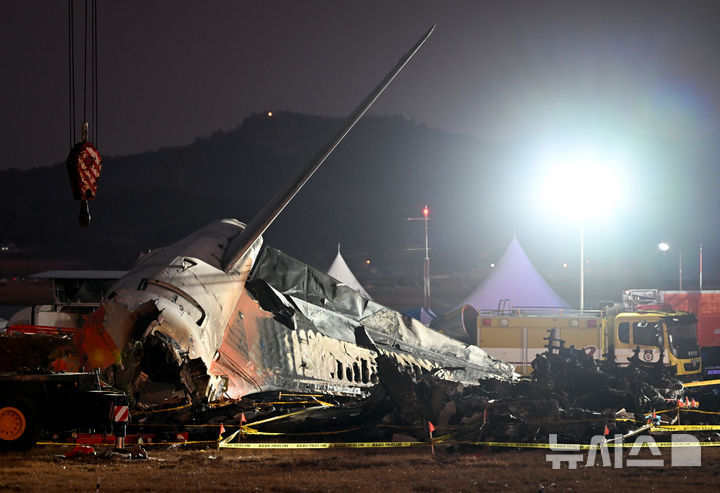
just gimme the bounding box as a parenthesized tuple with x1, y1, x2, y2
(211, 284, 378, 399)
(81, 219, 261, 375)
(251, 247, 516, 380)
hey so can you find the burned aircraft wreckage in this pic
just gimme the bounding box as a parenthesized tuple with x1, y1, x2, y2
(5, 27, 715, 447)
(73, 26, 515, 409)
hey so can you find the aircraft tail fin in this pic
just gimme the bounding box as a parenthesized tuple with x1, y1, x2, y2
(221, 25, 435, 271)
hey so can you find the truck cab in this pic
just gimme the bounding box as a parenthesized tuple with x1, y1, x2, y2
(606, 310, 701, 378)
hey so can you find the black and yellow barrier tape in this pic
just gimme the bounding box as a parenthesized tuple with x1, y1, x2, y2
(219, 441, 427, 449)
(218, 439, 720, 450)
(683, 379, 720, 388)
(651, 424, 720, 432)
(460, 440, 720, 450)
(678, 408, 720, 415)
(254, 399, 335, 407)
(278, 393, 325, 398)
(34, 438, 720, 450)
(132, 404, 192, 415)
(36, 440, 218, 447)
(34, 436, 720, 450)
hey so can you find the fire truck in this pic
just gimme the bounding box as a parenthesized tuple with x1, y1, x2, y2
(626, 289, 720, 379)
(431, 300, 702, 379)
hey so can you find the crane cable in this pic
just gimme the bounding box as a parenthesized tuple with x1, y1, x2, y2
(67, 0, 99, 145)
(66, 0, 102, 226)
(67, 0, 75, 145)
(93, 0, 99, 149)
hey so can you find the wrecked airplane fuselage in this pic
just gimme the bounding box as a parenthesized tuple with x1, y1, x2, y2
(83, 219, 513, 407)
(76, 26, 514, 408)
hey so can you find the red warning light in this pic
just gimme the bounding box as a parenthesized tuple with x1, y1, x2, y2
(422, 205, 429, 217)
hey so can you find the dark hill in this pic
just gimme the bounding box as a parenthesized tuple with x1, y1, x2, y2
(0, 113, 510, 276)
(2, 112, 720, 309)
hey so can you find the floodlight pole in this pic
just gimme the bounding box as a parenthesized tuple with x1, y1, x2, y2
(423, 206, 430, 309)
(700, 244, 703, 291)
(580, 217, 585, 311)
(671, 246, 684, 291)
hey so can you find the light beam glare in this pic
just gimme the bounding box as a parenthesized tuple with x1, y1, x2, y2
(536, 143, 626, 219)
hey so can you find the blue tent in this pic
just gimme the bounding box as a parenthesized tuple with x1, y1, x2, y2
(404, 306, 438, 326)
(460, 237, 570, 310)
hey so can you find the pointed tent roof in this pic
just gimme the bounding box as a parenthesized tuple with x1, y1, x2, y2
(327, 245, 372, 300)
(460, 237, 569, 310)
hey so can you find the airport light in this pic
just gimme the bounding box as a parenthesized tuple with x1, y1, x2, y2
(540, 150, 621, 311)
(408, 205, 431, 309)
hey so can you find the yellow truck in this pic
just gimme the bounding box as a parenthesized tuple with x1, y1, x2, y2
(432, 305, 702, 379)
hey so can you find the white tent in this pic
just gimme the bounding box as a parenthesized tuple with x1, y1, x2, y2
(459, 237, 569, 310)
(326, 245, 372, 300)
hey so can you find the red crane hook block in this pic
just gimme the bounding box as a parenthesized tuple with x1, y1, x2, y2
(66, 140, 102, 226)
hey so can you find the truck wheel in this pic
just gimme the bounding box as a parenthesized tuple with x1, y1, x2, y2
(0, 398, 39, 451)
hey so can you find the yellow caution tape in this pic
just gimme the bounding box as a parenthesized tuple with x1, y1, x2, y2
(219, 440, 427, 449)
(130, 423, 227, 428)
(37, 438, 720, 450)
(244, 404, 333, 428)
(218, 439, 720, 450)
(132, 404, 192, 415)
(683, 379, 720, 388)
(38, 438, 720, 450)
(236, 427, 362, 437)
(644, 407, 720, 416)
(461, 440, 720, 449)
(679, 408, 720, 415)
(651, 425, 720, 432)
(254, 400, 335, 407)
(653, 408, 675, 415)
(278, 393, 325, 398)
(36, 440, 217, 447)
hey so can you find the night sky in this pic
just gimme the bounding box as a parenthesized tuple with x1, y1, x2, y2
(3, 1, 720, 304)
(4, 1, 720, 170)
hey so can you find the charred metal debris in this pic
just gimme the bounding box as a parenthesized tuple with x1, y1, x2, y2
(94, 245, 514, 411)
(3, 325, 719, 445)
(123, 331, 720, 446)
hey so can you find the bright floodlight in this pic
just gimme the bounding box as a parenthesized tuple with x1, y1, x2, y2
(658, 242, 670, 252)
(539, 149, 622, 219)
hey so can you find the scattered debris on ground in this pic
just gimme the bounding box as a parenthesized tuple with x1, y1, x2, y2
(3, 330, 719, 449)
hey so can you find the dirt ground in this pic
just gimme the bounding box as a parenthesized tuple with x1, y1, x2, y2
(1, 444, 719, 492)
